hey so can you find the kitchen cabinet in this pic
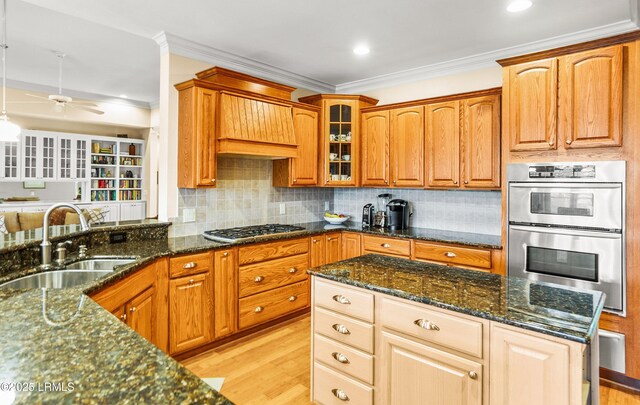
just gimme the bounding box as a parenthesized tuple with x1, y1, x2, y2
(22, 131, 56, 180)
(120, 202, 146, 221)
(298, 94, 378, 187)
(168, 252, 214, 354)
(361, 110, 389, 186)
(362, 234, 411, 258)
(0, 140, 20, 180)
(325, 233, 342, 264)
(176, 85, 218, 188)
(272, 105, 320, 187)
(310, 233, 342, 267)
(341, 232, 362, 260)
(91, 202, 121, 222)
(90, 261, 166, 350)
(58, 134, 89, 181)
(213, 249, 237, 338)
(426, 94, 500, 189)
(413, 240, 493, 272)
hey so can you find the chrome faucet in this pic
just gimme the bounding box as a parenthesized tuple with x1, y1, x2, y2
(40, 203, 90, 268)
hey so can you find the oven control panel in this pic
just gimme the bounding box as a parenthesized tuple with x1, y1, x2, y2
(528, 164, 595, 179)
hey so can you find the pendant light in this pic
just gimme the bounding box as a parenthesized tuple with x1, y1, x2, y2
(0, 0, 19, 141)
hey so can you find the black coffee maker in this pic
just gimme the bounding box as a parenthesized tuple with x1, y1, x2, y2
(386, 199, 411, 230)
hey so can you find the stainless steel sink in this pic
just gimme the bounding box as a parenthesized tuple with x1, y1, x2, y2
(64, 258, 136, 271)
(0, 270, 112, 289)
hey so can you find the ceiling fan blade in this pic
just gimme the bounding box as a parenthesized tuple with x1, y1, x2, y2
(25, 93, 52, 101)
(7, 101, 52, 104)
(69, 100, 98, 107)
(66, 103, 104, 115)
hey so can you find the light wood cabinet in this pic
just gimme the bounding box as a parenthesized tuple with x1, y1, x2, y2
(361, 110, 390, 186)
(362, 234, 411, 258)
(558, 45, 623, 149)
(126, 286, 156, 344)
(177, 85, 218, 188)
(169, 272, 214, 354)
(310, 233, 341, 268)
(413, 240, 493, 272)
(213, 249, 237, 339)
(310, 236, 326, 268)
(272, 106, 320, 186)
(426, 101, 460, 187)
(325, 233, 342, 264)
(341, 232, 362, 260)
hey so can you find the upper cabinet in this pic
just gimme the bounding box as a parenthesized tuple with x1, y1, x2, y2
(426, 101, 460, 187)
(361, 110, 390, 186)
(22, 132, 57, 181)
(273, 105, 320, 187)
(299, 94, 378, 187)
(0, 140, 20, 181)
(503, 44, 624, 152)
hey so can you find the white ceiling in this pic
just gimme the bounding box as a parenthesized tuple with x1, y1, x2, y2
(8, 0, 640, 106)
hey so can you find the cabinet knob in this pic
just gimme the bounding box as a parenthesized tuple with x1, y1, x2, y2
(288, 268, 297, 274)
(327, 237, 334, 241)
(332, 294, 351, 305)
(211, 178, 216, 183)
(129, 306, 137, 313)
(381, 243, 391, 248)
(444, 251, 457, 258)
(331, 389, 349, 401)
(468, 371, 478, 380)
(223, 251, 228, 257)
(384, 180, 389, 184)
(288, 295, 297, 302)
(254, 306, 264, 313)
(453, 180, 458, 185)
(293, 179, 297, 183)
(313, 239, 319, 243)
(393, 180, 397, 184)
(183, 262, 197, 269)
(464, 180, 469, 184)
(119, 313, 127, 322)
(254, 276, 264, 283)
(332, 323, 351, 335)
(331, 352, 350, 364)
(414, 318, 440, 331)
(188, 279, 195, 284)
(548, 138, 555, 146)
(566, 139, 572, 145)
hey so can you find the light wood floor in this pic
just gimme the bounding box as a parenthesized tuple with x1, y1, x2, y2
(181, 314, 640, 405)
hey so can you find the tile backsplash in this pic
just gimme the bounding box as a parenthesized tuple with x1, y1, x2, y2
(169, 158, 334, 237)
(333, 188, 502, 235)
(170, 158, 502, 237)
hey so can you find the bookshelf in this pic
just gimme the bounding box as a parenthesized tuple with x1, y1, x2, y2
(90, 139, 144, 203)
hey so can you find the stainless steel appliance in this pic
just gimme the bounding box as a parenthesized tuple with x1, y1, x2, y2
(202, 224, 306, 243)
(507, 160, 626, 374)
(362, 203, 375, 228)
(386, 199, 411, 230)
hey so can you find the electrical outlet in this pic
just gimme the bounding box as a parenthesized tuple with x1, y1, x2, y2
(324, 201, 330, 211)
(183, 208, 196, 223)
(279, 203, 286, 214)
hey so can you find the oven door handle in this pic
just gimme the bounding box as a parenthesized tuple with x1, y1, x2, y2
(509, 225, 622, 239)
(509, 183, 622, 190)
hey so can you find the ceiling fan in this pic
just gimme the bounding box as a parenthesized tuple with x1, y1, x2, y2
(24, 52, 104, 115)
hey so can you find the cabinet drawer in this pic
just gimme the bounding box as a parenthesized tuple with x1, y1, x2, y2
(238, 238, 309, 265)
(169, 252, 211, 278)
(238, 280, 309, 329)
(414, 241, 492, 270)
(313, 362, 373, 405)
(239, 253, 309, 297)
(314, 334, 374, 385)
(362, 235, 410, 257)
(314, 307, 374, 353)
(314, 278, 374, 323)
(380, 297, 484, 358)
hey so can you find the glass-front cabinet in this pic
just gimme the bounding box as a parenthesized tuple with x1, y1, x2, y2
(0, 140, 20, 180)
(22, 131, 56, 180)
(298, 94, 378, 186)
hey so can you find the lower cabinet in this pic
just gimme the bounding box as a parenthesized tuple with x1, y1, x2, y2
(341, 232, 362, 260)
(362, 234, 411, 258)
(213, 248, 238, 338)
(310, 233, 343, 267)
(413, 240, 493, 272)
(120, 202, 146, 221)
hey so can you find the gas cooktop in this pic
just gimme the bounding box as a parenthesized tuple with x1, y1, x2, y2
(202, 224, 307, 243)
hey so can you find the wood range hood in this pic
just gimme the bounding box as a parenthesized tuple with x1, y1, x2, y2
(181, 67, 300, 159)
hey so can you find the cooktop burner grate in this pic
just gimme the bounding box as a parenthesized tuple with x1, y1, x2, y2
(202, 224, 306, 243)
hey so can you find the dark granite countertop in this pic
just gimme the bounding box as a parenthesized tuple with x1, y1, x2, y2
(308, 254, 604, 344)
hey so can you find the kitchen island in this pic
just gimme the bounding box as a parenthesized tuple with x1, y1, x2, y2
(308, 254, 604, 405)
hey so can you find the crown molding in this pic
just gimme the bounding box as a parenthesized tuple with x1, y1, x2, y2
(631, 0, 640, 26)
(7, 79, 153, 109)
(336, 20, 639, 94)
(157, 31, 335, 94)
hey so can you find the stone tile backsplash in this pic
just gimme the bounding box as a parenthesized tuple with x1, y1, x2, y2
(333, 188, 502, 235)
(170, 158, 502, 237)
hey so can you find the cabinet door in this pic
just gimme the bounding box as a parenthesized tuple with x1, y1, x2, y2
(58, 136, 73, 180)
(490, 325, 571, 405)
(310, 236, 327, 267)
(290, 107, 319, 185)
(41, 135, 57, 180)
(120, 202, 146, 221)
(0, 141, 20, 180)
(461, 95, 500, 189)
(111, 305, 127, 323)
(22, 134, 57, 180)
(214, 249, 237, 339)
(426, 101, 460, 188)
(379, 331, 482, 405)
(126, 286, 156, 345)
(559, 45, 623, 149)
(390, 106, 424, 187)
(325, 233, 342, 264)
(74, 138, 89, 180)
(322, 100, 358, 186)
(361, 110, 390, 187)
(169, 272, 214, 354)
(195, 88, 217, 186)
(507, 58, 558, 151)
(342, 232, 362, 260)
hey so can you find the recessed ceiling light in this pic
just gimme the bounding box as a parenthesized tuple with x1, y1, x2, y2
(119, 94, 128, 99)
(353, 45, 370, 56)
(507, 0, 532, 12)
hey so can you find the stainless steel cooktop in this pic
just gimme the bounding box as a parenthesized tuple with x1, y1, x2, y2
(202, 224, 306, 243)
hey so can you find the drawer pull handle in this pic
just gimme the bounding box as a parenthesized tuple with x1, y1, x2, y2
(188, 279, 195, 284)
(331, 388, 349, 401)
(444, 252, 457, 258)
(288, 267, 297, 274)
(223, 252, 229, 257)
(414, 319, 440, 331)
(288, 295, 297, 302)
(183, 262, 197, 269)
(331, 352, 350, 364)
(254, 306, 264, 313)
(211, 178, 216, 183)
(332, 324, 351, 335)
(332, 295, 351, 305)
(254, 276, 264, 283)
(327, 237, 334, 241)
(313, 239, 319, 243)
(381, 243, 391, 248)
(468, 371, 478, 380)
(119, 313, 127, 322)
